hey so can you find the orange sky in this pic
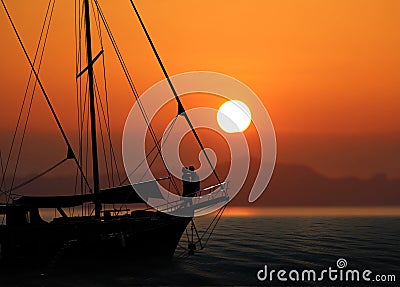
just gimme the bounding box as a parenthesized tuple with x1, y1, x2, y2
(1, 0, 399, 178)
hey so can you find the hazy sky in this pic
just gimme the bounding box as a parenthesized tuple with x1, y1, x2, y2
(1, 0, 399, 179)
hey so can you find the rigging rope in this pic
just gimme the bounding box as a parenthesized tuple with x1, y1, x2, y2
(200, 205, 227, 249)
(128, 1, 230, 252)
(138, 116, 179, 182)
(93, 0, 181, 194)
(93, 73, 122, 186)
(74, 0, 84, 214)
(177, 204, 228, 256)
(8, 0, 56, 201)
(116, 116, 178, 210)
(120, 115, 178, 185)
(0, 150, 4, 192)
(1, 0, 92, 194)
(92, 2, 121, 186)
(0, 0, 53, 193)
(8, 157, 68, 194)
(94, 79, 112, 187)
(129, 0, 223, 187)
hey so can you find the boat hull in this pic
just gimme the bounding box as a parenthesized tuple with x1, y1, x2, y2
(0, 210, 191, 270)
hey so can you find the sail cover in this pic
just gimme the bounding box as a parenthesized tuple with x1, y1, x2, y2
(13, 193, 95, 208)
(12, 178, 165, 208)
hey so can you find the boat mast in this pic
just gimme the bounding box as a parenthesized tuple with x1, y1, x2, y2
(83, 0, 101, 218)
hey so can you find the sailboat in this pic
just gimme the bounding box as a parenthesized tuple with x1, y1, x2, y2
(0, 0, 228, 270)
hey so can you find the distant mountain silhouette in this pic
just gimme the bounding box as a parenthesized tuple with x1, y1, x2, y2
(230, 163, 400, 206)
(3, 163, 399, 206)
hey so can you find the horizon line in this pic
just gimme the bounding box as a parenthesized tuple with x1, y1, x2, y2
(222, 206, 400, 217)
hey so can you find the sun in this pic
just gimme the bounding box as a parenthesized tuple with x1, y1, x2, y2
(217, 100, 251, 133)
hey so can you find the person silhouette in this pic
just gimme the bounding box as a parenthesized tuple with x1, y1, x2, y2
(182, 166, 191, 197)
(188, 166, 200, 195)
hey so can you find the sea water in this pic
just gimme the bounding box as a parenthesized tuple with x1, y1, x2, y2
(2, 215, 399, 286)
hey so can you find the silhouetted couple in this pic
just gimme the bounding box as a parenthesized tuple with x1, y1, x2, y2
(182, 166, 200, 197)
